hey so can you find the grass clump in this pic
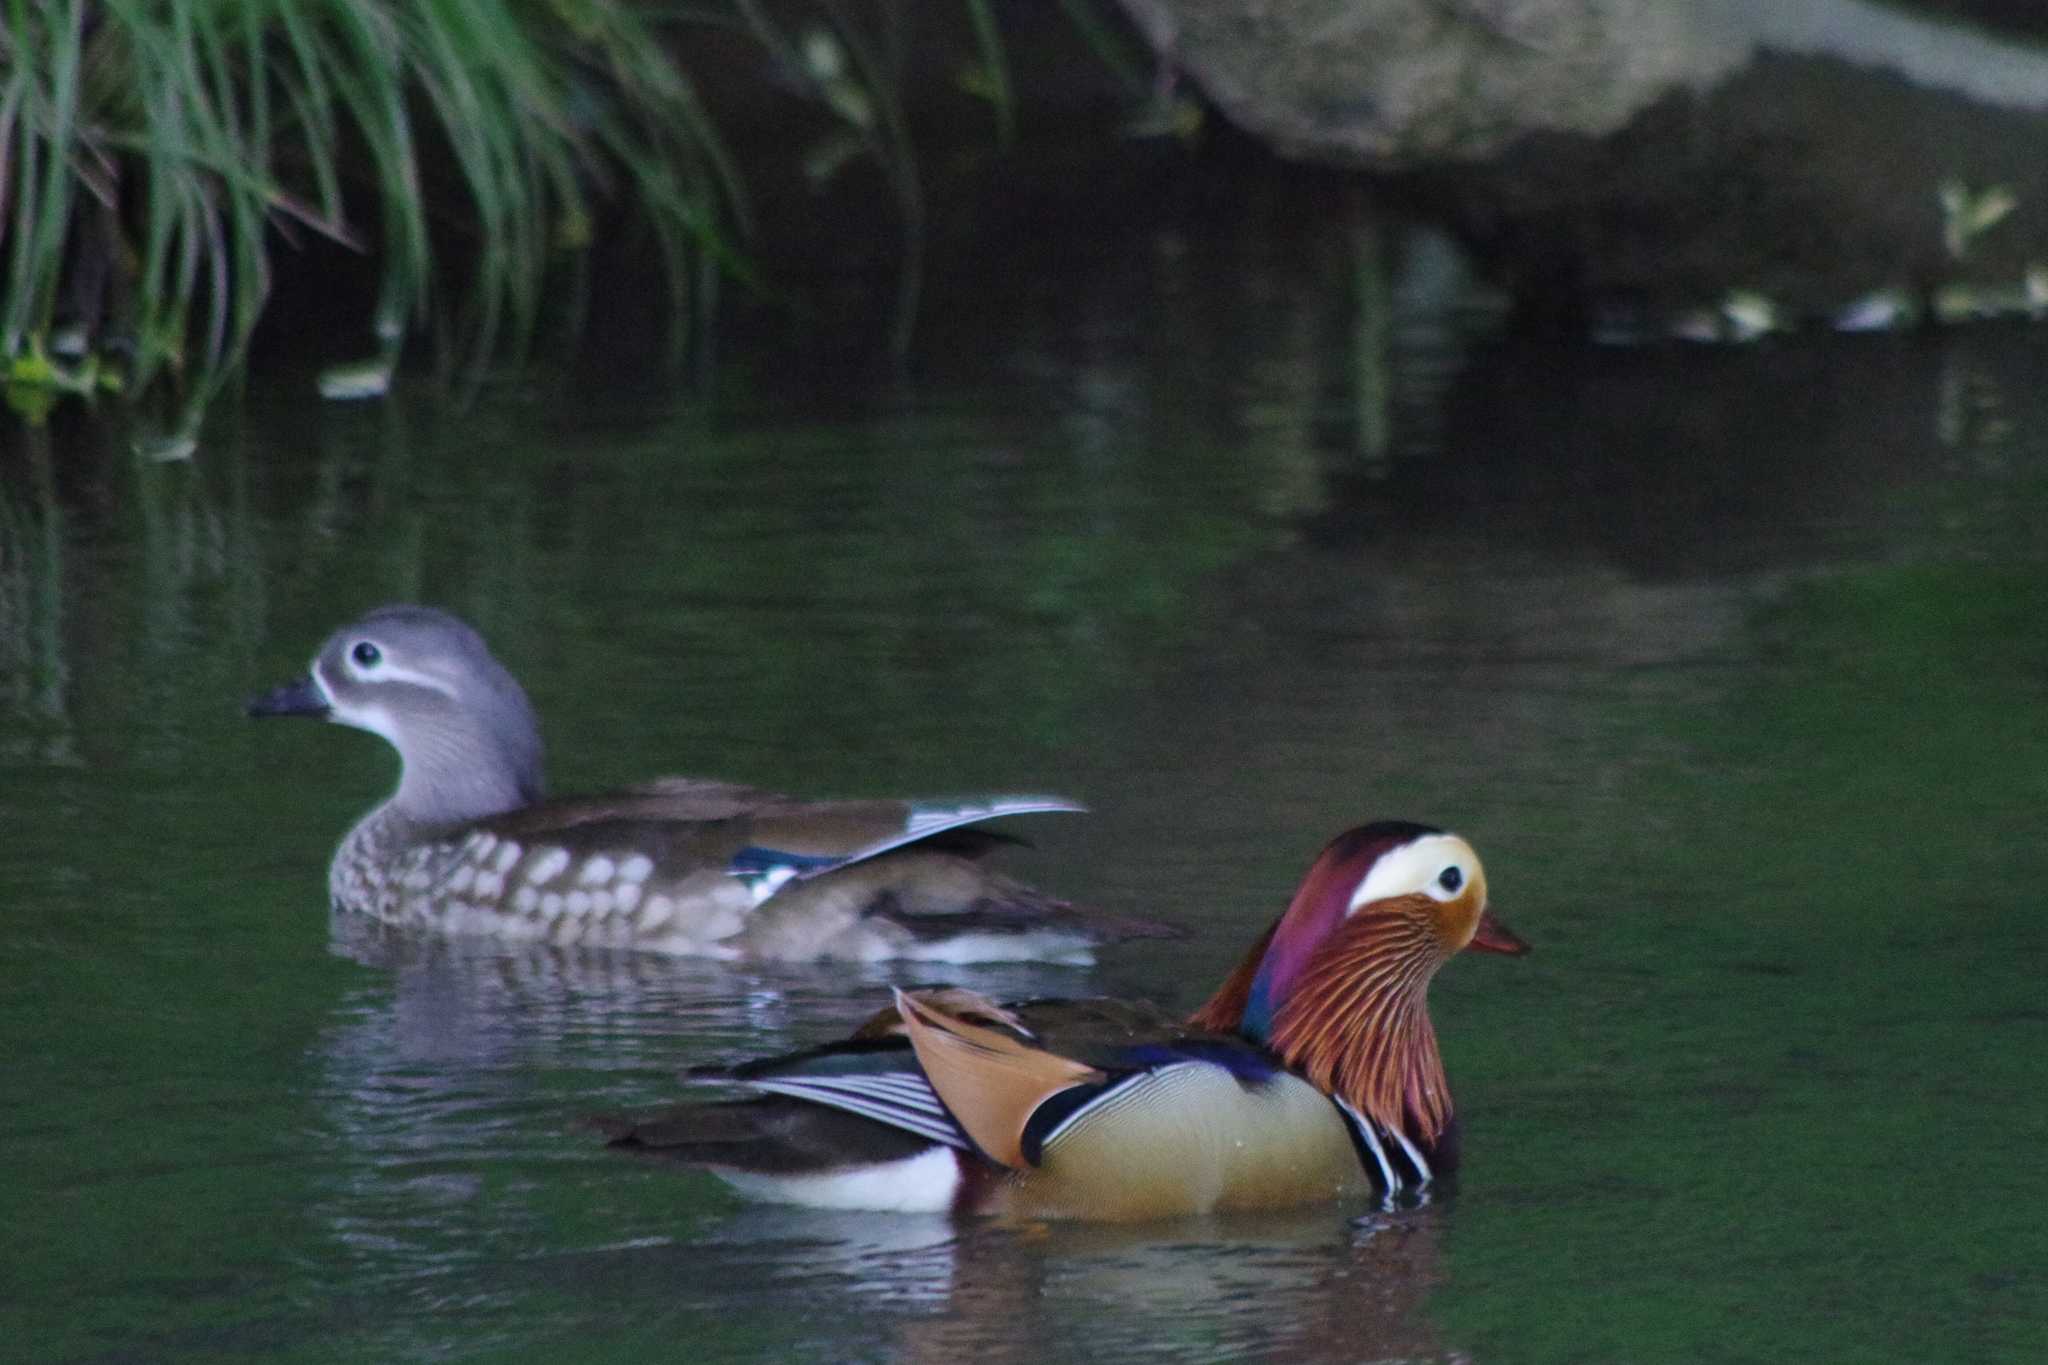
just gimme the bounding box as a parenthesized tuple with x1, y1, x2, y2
(0, 0, 742, 425)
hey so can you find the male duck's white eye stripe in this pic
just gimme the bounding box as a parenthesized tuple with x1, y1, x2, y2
(1348, 833, 1477, 912)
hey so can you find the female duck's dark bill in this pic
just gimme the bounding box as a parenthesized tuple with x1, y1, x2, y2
(246, 675, 330, 720)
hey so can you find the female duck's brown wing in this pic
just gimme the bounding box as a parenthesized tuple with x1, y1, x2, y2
(458, 790, 1171, 961)
(482, 788, 1082, 884)
(493, 777, 786, 828)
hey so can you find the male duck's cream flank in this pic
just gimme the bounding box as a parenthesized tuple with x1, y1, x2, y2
(249, 605, 1163, 963)
(597, 821, 1528, 1219)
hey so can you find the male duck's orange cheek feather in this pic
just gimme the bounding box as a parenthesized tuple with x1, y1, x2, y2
(1265, 904, 1452, 1141)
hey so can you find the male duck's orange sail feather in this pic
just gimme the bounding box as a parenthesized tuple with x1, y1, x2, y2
(892, 988, 1106, 1169)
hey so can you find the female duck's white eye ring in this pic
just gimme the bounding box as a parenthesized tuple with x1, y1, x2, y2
(351, 641, 383, 669)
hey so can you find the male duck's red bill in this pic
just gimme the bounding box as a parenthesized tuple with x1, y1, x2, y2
(595, 820, 1528, 1221)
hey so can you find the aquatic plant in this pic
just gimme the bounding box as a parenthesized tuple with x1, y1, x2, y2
(0, 0, 742, 422)
(0, 1, 1160, 429)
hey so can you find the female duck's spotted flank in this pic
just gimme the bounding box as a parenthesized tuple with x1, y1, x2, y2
(596, 821, 1528, 1219)
(249, 605, 1167, 963)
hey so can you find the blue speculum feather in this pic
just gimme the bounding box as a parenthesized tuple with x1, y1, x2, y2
(728, 845, 843, 877)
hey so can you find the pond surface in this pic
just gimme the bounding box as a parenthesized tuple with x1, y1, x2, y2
(6, 210, 2048, 1362)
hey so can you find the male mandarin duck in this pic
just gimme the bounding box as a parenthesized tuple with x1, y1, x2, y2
(247, 605, 1161, 963)
(596, 821, 1528, 1218)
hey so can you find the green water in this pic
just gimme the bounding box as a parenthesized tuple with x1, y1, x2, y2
(6, 246, 2048, 1362)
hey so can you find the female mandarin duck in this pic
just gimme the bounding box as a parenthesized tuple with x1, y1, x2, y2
(597, 821, 1528, 1218)
(248, 605, 1159, 963)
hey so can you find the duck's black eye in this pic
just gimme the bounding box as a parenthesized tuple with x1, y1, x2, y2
(351, 641, 382, 668)
(1438, 866, 1463, 893)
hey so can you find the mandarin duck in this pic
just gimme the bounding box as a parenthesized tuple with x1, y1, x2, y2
(248, 605, 1157, 963)
(595, 821, 1527, 1218)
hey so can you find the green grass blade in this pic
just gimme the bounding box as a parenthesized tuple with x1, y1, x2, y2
(962, 0, 1014, 146)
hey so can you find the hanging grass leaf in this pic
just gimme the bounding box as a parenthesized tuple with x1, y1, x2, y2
(0, 0, 747, 423)
(0, 0, 1099, 424)
(961, 0, 1013, 146)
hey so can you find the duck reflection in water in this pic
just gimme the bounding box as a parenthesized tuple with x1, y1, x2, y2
(571, 1201, 1451, 1362)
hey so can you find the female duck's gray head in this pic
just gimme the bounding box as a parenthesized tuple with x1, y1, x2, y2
(248, 605, 545, 825)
